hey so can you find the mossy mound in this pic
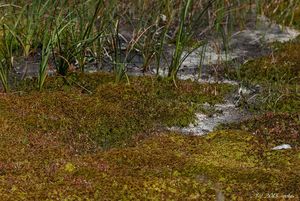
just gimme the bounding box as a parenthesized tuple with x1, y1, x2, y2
(227, 36, 300, 113)
(233, 37, 300, 85)
(1, 72, 233, 152)
(0, 69, 298, 200)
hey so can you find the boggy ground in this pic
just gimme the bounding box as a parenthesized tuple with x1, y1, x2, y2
(0, 23, 300, 201)
(0, 66, 299, 200)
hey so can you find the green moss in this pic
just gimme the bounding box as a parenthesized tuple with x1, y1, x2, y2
(1, 73, 298, 200)
(1, 73, 233, 151)
(0, 125, 298, 199)
(227, 37, 300, 113)
(230, 37, 300, 85)
(221, 113, 300, 150)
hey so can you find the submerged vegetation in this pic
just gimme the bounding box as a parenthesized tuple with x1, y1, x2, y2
(0, 0, 299, 200)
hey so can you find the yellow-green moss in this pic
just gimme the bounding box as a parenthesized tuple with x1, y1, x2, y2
(0, 73, 298, 200)
(1, 72, 233, 151)
(233, 36, 300, 85)
(228, 37, 300, 113)
(0, 126, 298, 200)
(221, 113, 300, 150)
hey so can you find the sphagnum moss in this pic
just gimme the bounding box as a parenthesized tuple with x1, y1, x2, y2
(0, 73, 299, 200)
(227, 35, 300, 113)
(0, 1, 299, 200)
(1, 72, 233, 151)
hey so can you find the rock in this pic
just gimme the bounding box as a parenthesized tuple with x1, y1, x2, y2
(272, 144, 292, 150)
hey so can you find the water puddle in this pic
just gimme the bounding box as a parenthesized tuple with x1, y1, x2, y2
(180, 15, 299, 70)
(168, 15, 299, 135)
(170, 101, 250, 135)
(12, 16, 299, 82)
